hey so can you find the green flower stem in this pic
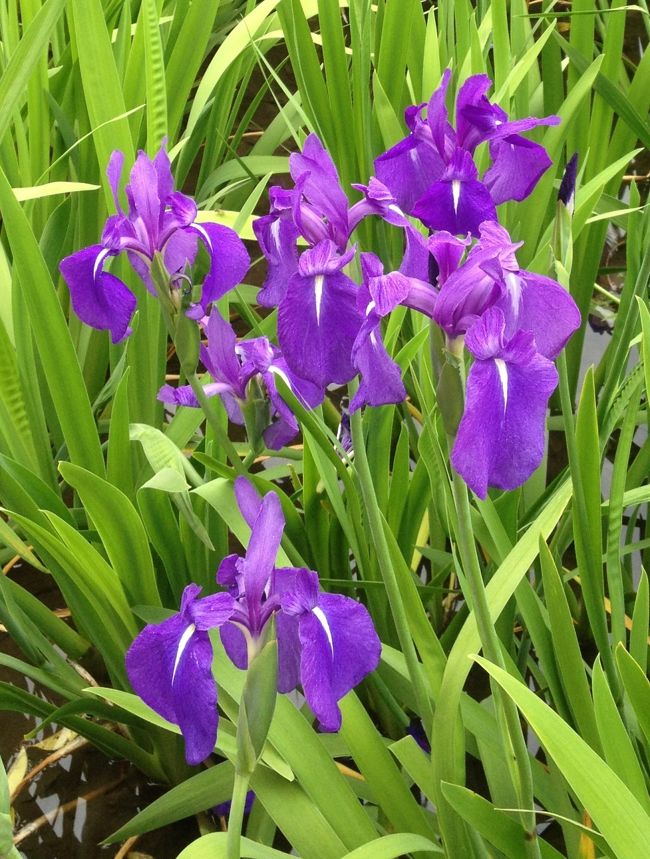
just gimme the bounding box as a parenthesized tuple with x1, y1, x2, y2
(450, 467, 541, 857)
(349, 405, 434, 735)
(440, 344, 540, 855)
(225, 769, 251, 859)
(187, 372, 246, 475)
(147, 253, 246, 475)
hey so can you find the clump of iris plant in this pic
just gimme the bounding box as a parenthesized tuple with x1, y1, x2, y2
(59, 144, 249, 343)
(126, 478, 381, 765)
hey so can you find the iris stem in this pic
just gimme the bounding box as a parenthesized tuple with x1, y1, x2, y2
(148, 251, 247, 476)
(187, 373, 246, 475)
(450, 466, 541, 858)
(349, 403, 434, 735)
(225, 770, 251, 859)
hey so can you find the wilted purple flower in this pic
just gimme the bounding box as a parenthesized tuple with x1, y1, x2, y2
(158, 308, 323, 450)
(374, 70, 560, 236)
(60, 145, 249, 342)
(451, 307, 560, 498)
(126, 480, 382, 763)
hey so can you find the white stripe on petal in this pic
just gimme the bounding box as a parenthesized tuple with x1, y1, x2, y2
(314, 275, 324, 324)
(172, 623, 196, 683)
(93, 248, 111, 279)
(312, 606, 334, 656)
(451, 180, 461, 214)
(271, 217, 281, 249)
(495, 358, 508, 409)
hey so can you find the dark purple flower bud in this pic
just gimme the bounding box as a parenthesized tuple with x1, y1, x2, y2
(213, 791, 255, 818)
(558, 153, 579, 211)
(407, 719, 431, 754)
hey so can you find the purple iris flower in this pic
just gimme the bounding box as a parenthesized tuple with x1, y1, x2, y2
(126, 480, 381, 764)
(59, 145, 249, 343)
(373, 70, 560, 236)
(350, 253, 434, 412)
(451, 307, 560, 499)
(219, 480, 381, 733)
(158, 308, 323, 450)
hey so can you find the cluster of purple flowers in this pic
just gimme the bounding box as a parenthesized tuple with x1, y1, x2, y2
(59, 70, 581, 761)
(126, 478, 381, 764)
(252, 71, 580, 497)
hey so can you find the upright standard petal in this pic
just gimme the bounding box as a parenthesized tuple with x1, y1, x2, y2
(59, 245, 137, 344)
(126, 150, 163, 250)
(426, 68, 455, 158)
(484, 136, 554, 205)
(289, 134, 350, 248)
(203, 308, 243, 391)
(497, 268, 581, 359)
(253, 208, 300, 307)
(374, 123, 446, 214)
(234, 476, 264, 530)
(451, 307, 559, 498)
(106, 150, 125, 214)
(239, 491, 285, 623)
(278, 242, 362, 388)
(432, 242, 505, 339)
